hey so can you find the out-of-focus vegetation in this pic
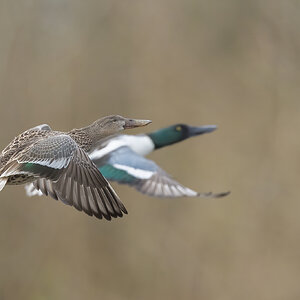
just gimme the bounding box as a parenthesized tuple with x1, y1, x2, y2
(0, 1, 299, 299)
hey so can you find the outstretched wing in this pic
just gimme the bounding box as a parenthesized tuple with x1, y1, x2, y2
(94, 146, 229, 198)
(0, 124, 53, 171)
(2, 134, 127, 220)
(1, 124, 52, 155)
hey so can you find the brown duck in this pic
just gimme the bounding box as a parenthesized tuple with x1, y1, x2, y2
(0, 115, 151, 220)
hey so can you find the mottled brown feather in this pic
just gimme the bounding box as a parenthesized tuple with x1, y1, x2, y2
(0, 117, 133, 220)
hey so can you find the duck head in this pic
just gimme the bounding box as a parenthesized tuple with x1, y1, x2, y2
(147, 124, 217, 149)
(88, 115, 152, 138)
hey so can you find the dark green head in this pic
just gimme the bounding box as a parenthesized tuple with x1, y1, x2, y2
(147, 124, 217, 149)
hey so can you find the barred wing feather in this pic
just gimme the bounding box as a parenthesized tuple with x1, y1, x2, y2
(2, 134, 127, 220)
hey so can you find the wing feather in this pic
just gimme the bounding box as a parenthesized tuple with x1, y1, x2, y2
(96, 146, 229, 198)
(9, 134, 127, 219)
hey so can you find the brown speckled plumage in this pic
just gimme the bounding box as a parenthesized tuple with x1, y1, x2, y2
(0, 116, 151, 220)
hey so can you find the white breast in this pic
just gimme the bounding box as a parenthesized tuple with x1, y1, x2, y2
(89, 135, 155, 160)
(125, 135, 155, 156)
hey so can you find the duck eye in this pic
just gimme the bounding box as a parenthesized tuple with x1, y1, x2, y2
(176, 126, 182, 131)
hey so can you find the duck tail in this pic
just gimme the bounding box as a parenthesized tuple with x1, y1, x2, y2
(0, 177, 8, 191)
(25, 183, 43, 197)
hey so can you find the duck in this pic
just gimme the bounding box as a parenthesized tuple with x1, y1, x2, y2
(87, 123, 230, 198)
(0, 115, 151, 220)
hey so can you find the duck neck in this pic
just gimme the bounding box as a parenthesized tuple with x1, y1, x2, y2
(68, 124, 115, 152)
(147, 128, 183, 149)
(67, 128, 93, 152)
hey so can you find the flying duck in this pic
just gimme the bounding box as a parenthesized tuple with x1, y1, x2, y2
(87, 123, 230, 198)
(0, 115, 151, 220)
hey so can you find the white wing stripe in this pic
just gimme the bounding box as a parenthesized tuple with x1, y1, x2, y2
(113, 163, 153, 179)
(17, 157, 71, 169)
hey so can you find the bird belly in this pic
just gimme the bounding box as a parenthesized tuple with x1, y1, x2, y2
(7, 174, 34, 185)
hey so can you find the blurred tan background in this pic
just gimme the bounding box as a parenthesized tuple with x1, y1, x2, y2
(0, 0, 299, 299)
